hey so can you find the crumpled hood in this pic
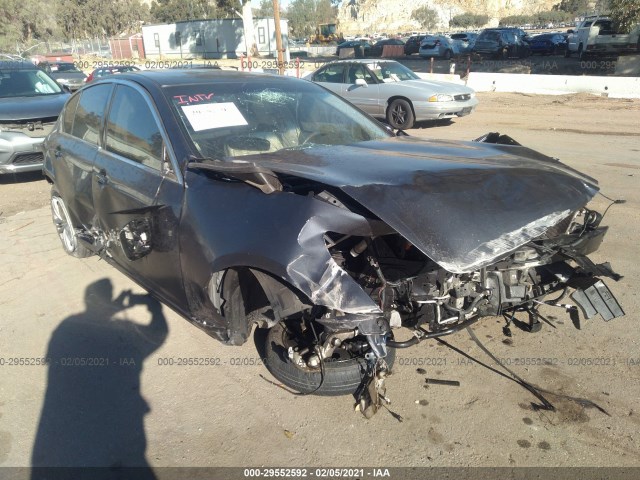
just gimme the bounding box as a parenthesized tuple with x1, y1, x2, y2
(0, 93, 69, 122)
(228, 136, 600, 273)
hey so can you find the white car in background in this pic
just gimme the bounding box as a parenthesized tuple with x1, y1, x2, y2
(310, 59, 478, 129)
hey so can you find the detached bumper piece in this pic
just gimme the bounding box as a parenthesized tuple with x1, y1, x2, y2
(571, 280, 625, 321)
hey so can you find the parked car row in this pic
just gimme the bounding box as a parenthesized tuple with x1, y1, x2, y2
(404, 28, 573, 59)
(326, 23, 632, 60)
(336, 38, 406, 58)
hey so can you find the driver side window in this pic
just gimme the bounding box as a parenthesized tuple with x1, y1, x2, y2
(105, 85, 163, 171)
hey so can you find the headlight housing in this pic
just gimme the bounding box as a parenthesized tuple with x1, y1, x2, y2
(428, 94, 454, 102)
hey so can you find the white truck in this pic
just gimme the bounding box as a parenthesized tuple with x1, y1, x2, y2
(566, 15, 640, 59)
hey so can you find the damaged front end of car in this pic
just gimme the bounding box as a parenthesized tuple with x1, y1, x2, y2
(186, 132, 624, 417)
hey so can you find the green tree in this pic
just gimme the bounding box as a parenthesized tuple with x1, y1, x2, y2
(450, 12, 489, 28)
(499, 14, 529, 26)
(412, 6, 439, 31)
(215, 0, 244, 17)
(0, 0, 61, 51)
(55, 0, 148, 39)
(287, 0, 336, 38)
(255, 0, 275, 17)
(609, 0, 640, 32)
(553, 0, 590, 14)
(150, 0, 215, 23)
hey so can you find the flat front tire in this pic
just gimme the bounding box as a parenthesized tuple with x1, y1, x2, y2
(263, 321, 395, 396)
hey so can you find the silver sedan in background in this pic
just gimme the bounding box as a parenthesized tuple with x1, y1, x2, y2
(418, 35, 457, 59)
(310, 59, 478, 129)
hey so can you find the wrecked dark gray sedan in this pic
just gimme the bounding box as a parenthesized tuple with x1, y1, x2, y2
(43, 70, 623, 414)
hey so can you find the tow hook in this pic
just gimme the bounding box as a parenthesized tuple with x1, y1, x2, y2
(357, 355, 390, 419)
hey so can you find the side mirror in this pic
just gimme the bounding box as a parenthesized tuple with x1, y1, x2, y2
(355, 78, 368, 87)
(567, 29, 574, 34)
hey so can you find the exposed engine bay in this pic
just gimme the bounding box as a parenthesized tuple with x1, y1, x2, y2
(325, 206, 621, 332)
(278, 195, 624, 417)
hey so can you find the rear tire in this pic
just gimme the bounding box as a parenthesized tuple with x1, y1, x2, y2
(387, 98, 415, 130)
(50, 188, 92, 258)
(263, 321, 396, 396)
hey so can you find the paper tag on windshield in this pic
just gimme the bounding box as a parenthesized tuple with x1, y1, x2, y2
(181, 102, 248, 131)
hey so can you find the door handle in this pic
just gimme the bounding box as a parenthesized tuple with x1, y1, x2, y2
(96, 169, 108, 186)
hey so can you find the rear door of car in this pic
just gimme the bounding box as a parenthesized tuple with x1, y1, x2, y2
(312, 63, 347, 96)
(47, 83, 113, 229)
(343, 64, 380, 115)
(91, 82, 186, 308)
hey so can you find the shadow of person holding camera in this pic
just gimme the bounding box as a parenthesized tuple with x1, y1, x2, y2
(31, 278, 168, 478)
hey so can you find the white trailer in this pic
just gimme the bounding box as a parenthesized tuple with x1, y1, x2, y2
(142, 18, 289, 59)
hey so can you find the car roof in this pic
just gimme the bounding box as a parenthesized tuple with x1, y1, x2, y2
(92, 69, 306, 90)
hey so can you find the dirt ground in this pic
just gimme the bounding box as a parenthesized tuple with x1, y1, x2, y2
(0, 92, 639, 473)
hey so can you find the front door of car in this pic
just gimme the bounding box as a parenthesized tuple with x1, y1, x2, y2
(312, 63, 346, 97)
(343, 65, 380, 115)
(92, 83, 186, 309)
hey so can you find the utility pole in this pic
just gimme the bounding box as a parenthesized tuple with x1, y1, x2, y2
(272, 0, 285, 74)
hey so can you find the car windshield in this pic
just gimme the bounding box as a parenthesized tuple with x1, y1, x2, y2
(368, 61, 419, 82)
(165, 79, 390, 159)
(0, 68, 63, 98)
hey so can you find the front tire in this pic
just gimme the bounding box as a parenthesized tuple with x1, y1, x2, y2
(387, 98, 415, 130)
(263, 321, 395, 396)
(50, 188, 92, 258)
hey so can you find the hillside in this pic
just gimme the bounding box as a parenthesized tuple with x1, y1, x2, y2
(337, 0, 562, 34)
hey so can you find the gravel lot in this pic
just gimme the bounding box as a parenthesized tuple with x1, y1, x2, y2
(0, 92, 639, 473)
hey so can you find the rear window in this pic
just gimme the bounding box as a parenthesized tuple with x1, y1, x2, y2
(62, 93, 80, 134)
